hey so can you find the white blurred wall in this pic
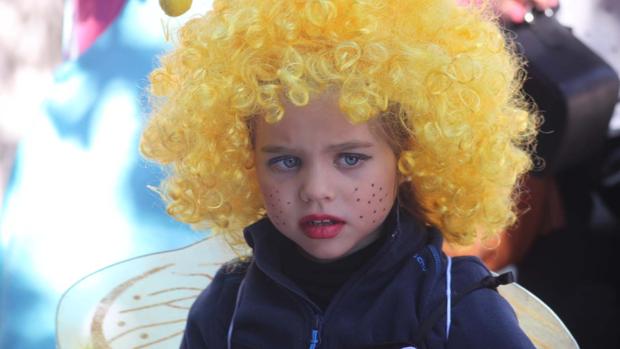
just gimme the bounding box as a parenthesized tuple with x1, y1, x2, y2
(0, 0, 64, 210)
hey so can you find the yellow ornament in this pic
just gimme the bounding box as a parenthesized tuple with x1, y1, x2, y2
(159, 0, 192, 17)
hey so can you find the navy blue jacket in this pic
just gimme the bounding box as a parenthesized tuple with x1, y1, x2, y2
(181, 208, 535, 348)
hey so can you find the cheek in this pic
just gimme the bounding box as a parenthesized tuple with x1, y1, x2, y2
(352, 182, 395, 224)
(261, 186, 292, 227)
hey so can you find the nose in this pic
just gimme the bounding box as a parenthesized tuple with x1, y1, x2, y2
(298, 163, 335, 204)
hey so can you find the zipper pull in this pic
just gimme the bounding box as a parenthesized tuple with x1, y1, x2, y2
(308, 329, 319, 349)
(308, 315, 321, 349)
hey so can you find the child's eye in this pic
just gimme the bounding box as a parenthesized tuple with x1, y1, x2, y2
(337, 153, 370, 168)
(268, 155, 301, 171)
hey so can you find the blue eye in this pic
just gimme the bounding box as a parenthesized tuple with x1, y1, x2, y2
(337, 153, 370, 168)
(268, 156, 301, 171)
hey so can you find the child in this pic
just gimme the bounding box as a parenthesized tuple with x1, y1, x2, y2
(141, 0, 538, 347)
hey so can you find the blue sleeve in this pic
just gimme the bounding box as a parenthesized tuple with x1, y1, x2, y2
(446, 285, 536, 349)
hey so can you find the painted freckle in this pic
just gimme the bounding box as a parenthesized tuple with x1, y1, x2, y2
(359, 215, 364, 219)
(379, 199, 383, 202)
(372, 193, 375, 197)
(371, 183, 375, 187)
(287, 201, 291, 205)
(373, 210, 376, 214)
(368, 201, 371, 204)
(356, 198, 360, 202)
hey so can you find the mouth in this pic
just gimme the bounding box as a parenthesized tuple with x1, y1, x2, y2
(299, 214, 346, 239)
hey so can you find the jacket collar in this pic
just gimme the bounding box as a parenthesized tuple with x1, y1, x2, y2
(242, 204, 436, 279)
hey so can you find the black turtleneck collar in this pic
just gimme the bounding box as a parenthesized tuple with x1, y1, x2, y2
(280, 215, 392, 310)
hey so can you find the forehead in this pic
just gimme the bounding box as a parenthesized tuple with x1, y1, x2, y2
(254, 94, 381, 147)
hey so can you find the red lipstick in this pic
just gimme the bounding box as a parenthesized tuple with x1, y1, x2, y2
(299, 214, 346, 239)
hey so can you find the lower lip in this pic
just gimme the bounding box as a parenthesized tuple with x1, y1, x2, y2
(300, 223, 345, 239)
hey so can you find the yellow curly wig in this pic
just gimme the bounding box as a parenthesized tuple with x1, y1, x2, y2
(141, 0, 538, 249)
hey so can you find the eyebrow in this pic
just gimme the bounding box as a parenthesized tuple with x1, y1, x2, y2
(260, 141, 374, 153)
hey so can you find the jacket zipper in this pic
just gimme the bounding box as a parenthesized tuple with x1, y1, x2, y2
(252, 209, 405, 348)
(266, 236, 397, 349)
(308, 314, 322, 349)
(309, 232, 399, 348)
(268, 277, 324, 349)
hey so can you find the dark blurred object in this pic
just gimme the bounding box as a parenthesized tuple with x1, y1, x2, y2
(502, 5, 620, 349)
(510, 11, 620, 174)
(597, 135, 620, 220)
(517, 163, 620, 349)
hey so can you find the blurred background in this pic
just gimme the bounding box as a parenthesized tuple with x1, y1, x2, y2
(0, 0, 618, 348)
(0, 1, 211, 347)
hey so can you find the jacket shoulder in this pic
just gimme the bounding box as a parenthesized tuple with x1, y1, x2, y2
(447, 256, 535, 349)
(450, 255, 492, 288)
(417, 254, 534, 348)
(181, 257, 251, 348)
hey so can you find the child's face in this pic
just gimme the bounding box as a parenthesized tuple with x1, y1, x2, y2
(254, 93, 399, 262)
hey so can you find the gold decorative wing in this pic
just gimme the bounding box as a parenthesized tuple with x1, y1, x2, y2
(56, 235, 237, 349)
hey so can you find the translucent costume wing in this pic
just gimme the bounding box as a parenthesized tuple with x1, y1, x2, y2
(56, 235, 237, 349)
(498, 283, 580, 349)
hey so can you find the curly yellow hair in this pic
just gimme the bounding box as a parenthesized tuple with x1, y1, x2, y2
(141, 0, 538, 249)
